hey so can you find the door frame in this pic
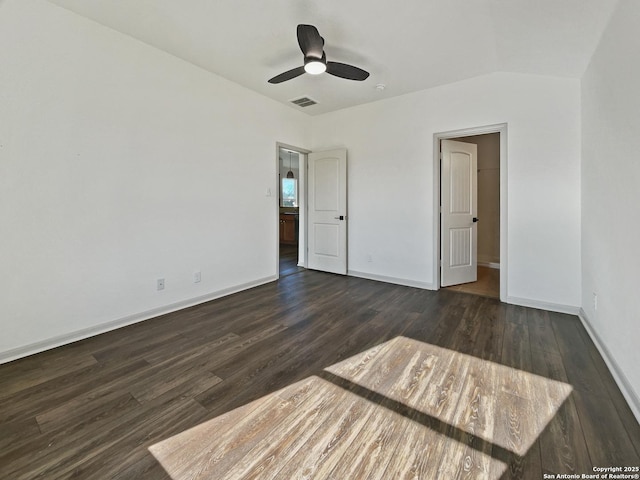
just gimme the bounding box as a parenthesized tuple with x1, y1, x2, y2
(432, 123, 508, 301)
(276, 142, 310, 278)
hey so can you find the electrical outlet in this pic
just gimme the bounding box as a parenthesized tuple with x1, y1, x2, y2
(157, 278, 165, 291)
(366, 254, 373, 263)
(194, 271, 201, 283)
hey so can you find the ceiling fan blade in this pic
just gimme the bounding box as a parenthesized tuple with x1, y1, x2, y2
(326, 62, 370, 81)
(268, 66, 306, 84)
(297, 24, 324, 59)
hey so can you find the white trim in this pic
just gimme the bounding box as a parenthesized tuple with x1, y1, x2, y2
(578, 308, 640, 423)
(433, 123, 508, 302)
(348, 270, 435, 290)
(0, 275, 277, 365)
(478, 261, 500, 270)
(478, 253, 500, 267)
(506, 295, 580, 315)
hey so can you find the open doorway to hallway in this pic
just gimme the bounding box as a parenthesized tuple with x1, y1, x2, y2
(442, 132, 501, 299)
(277, 146, 305, 278)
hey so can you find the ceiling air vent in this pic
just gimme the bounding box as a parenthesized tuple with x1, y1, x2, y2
(290, 96, 318, 108)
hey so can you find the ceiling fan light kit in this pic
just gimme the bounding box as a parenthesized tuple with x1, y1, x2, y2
(268, 24, 369, 84)
(304, 58, 326, 75)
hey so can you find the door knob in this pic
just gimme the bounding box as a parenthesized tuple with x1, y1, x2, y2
(473, 217, 479, 223)
(334, 215, 345, 220)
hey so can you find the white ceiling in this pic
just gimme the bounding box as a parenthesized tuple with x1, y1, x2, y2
(47, 0, 618, 115)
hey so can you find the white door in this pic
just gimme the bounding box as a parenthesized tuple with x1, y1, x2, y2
(441, 139, 478, 287)
(307, 149, 347, 274)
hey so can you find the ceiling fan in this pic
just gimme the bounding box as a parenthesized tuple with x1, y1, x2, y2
(268, 24, 370, 84)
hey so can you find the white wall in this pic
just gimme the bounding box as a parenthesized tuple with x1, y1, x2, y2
(0, 0, 310, 359)
(311, 72, 581, 309)
(581, 0, 640, 417)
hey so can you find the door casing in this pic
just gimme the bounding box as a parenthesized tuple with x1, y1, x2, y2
(433, 124, 508, 301)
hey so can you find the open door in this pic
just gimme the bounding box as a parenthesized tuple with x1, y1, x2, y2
(307, 148, 347, 274)
(441, 139, 478, 287)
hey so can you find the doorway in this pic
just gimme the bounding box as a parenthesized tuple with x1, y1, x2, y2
(445, 134, 500, 298)
(434, 124, 507, 301)
(276, 144, 308, 278)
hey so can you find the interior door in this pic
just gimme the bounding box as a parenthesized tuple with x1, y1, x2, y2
(441, 139, 478, 287)
(307, 148, 347, 274)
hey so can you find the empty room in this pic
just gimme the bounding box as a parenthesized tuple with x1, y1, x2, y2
(1, 0, 639, 478)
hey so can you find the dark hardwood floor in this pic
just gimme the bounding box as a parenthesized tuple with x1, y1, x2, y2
(1, 270, 638, 479)
(279, 244, 303, 278)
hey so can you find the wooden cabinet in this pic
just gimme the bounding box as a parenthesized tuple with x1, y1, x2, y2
(279, 214, 297, 245)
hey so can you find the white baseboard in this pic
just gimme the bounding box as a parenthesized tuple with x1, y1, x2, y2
(478, 254, 500, 267)
(478, 261, 500, 270)
(578, 308, 640, 424)
(348, 270, 435, 290)
(505, 296, 580, 315)
(0, 275, 277, 365)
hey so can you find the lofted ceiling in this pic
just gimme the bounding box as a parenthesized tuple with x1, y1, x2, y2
(46, 0, 618, 115)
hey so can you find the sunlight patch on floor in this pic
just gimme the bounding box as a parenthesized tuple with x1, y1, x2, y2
(149, 336, 572, 479)
(326, 336, 573, 456)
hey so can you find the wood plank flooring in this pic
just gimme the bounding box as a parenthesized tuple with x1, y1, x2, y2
(445, 266, 500, 299)
(0, 269, 638, 479)
(279, 244, 303, 278)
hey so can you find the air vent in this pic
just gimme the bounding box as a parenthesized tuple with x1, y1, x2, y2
(290, 96, 318, 107)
